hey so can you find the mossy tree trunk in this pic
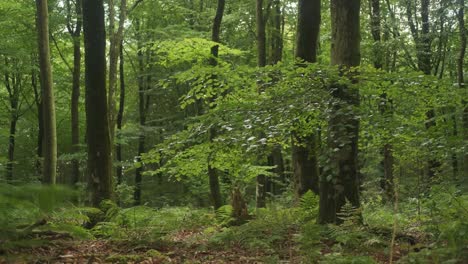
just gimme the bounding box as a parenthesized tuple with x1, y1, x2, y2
(319, 0, 361, 224)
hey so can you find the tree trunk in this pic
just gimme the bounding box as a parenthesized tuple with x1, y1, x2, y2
(108, 0, 127, 145)
(255, 0, 268, 208)
(36, 0, 57, 185)
(207, 0, 226, 210)
(68, 0, 82, 186)
(32, 69, 44, 178)
(457, 0, 467, 188)
(319, 0, 361, 224)
(6, 113, 18, 183)
(293, 0, 321, 197)
(369, 0, 382, 69)
(370, 0, 394, 202)
(269, 0, 283, 65)
(83, 0, 113, 206)
(256, 0, 266, 68)
(116, 41, 125, 185)
(134, 42, 152, 206)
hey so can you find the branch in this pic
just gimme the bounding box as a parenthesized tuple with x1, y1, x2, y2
(51, 34, 73, 74)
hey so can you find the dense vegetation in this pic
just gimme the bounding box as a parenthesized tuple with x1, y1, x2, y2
(0, 0, 467, 263)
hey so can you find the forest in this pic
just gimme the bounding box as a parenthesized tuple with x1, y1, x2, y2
(0, 0, 467, 263)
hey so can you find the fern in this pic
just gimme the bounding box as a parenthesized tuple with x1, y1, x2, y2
(215, 205, 234, 226)
(299, 190, 319, 221)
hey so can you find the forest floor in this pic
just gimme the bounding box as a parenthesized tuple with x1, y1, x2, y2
(1, 226, 411, 264)
(2, 193, 465, 264)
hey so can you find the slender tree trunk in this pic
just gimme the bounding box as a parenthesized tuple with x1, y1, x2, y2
(255, 0, 268, 209)
(83, 0, 113, 206)
(293, 0, 321, 197)
(108, 0, 127, 145)
(68, 0, 83, 186)
(371, 0, 394, 202)
(457, 0, 467, 187)
(319, 0, 361, 224)
(32, 69, 44, 177)
(116, 41, 125, 184)
(270, 0, 283, 65)
(256, 0, 266, 68)
(134, 46, 152, 206)
(6, 118, 18, 183)
(370, 0, 382, 69)
(36, 0, 57, 185)
(207, 0, 226, 210)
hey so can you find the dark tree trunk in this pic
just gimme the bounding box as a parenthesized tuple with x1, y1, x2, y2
(6, 117, 17, 183)
(267, 145, 285, 194)
(293, 0, 321, 198)
(83, 0, 113, 206)
(370, 0, 394, 202)
(134, 44, 152, 206)
(457, 0, 467, 186)
(36, 0, 57, 185)
(293, 134, 319, 196)
(68, 0, 83, 186)
(207, 0, 226, 210)
(319, 0, 361, 224)
(255, 0, 268, 208)
(116, 41, 125, 185)
(369, 0, 382, 69)
(271, 0, 283, 64)
(256, 0, 266, 68)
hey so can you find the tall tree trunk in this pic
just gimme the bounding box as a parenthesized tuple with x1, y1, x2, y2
(32, 69, 44, 178)
(134, 44, 152, 206)
(108, 0, 127, 145)
(371, 0, 394, 202)
(207, 0, 226, 210)
(36, 0, 57, 185)
(370, 0, 382, 69)
(116, 41, 125, 185)
(83, 0, 113, 206)
(319, 0, 361, 224)
(67, 0, 83, 186)
(292, 0, 321, 197)
(269, 0, 283, 65)
(3, 69, 19, 183)
(255, 0, 268, 209)
(457, 0, 467, 187)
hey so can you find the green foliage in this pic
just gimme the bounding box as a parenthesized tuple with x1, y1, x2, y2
(92, 206, 213, 243)
(209, 207, 298, 253)
(215, 205, 234, 226)
(298, 190, 319, 222)
(298, 221, 324, 261)
(319, 254, 377, 264)
(0, 184, 74, 240)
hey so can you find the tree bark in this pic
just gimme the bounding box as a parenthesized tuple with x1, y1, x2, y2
(134, 35, 152, 205)
(3, 68, 19, 183)
(67, 0, 83, 186)
(293, 0, 321, 197)
(83, 0, 113, 206)
(457, 0, 467, 187)
(108, 0, 127, 145)
(32, 69, 44, 178)
(36, 0, 57, 185)
(116, 41, 125, 185)
(207, 0, 226, 210)
(319, 0, 361, 224)
(268, 0, 283, 65)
